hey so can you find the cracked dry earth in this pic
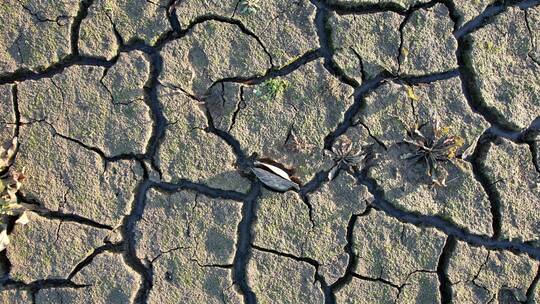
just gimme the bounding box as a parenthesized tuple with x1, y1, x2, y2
(1, 0, 540, 303)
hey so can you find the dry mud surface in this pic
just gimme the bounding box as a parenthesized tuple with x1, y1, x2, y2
(0, 0, 540, 303)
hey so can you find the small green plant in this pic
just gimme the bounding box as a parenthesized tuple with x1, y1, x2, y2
(238, 0, 260, 15)
(253, 78, 288, 101)
(103, 2, 113, 13)
(401, 119, 464, 187)
(0, 137, 29, 251)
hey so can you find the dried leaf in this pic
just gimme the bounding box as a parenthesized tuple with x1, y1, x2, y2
(406, 86, 419, 101)
(431, 178, 446, 187)
(15, 211, 29, 225)
(323, 149, 335, 158)
(455, 137, 465, 148)
(254, 161, 292, 182)
(460, 135, 480, 160)
(454, 159, 469, 172)
(6, 187, 17, 204)
(402, 47, 409, 59)
(328, 165, 340, 181)
(0, 137, 18, 169)
(400, 152, 416, 160)
(0, 141, 29, 251)
(0, 228, 9, 252)
(252, 168, 299, 192)
(3, 202, 33, 216)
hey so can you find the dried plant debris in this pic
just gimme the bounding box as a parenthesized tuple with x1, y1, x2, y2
(405, 85, 420, 101)
(0, 137, 30, 251)
(251, 159, 301, 192)
(0, 137, 17, 169)
(359, 79, 488, 147)
(209, 59, 354, 182)
(401, 119, 465, 186)
(325, 136, 373, 181)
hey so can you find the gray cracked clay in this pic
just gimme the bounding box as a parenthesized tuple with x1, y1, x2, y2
(0, 0, 539, 302)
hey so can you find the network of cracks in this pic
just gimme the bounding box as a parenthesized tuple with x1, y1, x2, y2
(0, 0, 539, 303)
